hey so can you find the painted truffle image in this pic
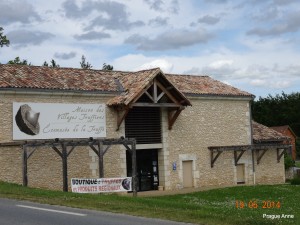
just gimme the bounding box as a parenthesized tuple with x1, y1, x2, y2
(15, 104, 40, 135)
(122, 178, 131, 190)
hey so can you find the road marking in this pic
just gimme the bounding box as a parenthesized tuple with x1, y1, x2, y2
(16, 205, 87, 217)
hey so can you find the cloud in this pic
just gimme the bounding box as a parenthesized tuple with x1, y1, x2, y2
(250, 79, 267, 87)
(197, 15, 221, 25)
(144, 0, 164, 11)
(7, 30, 55, 47)
(201, 60, 239, 78)
(136, 59, 173, 72)
(148, 17, 169, 27)
(247, 12, 300, 36)
(251, 6, 278, 22)
(74, 31, 111, 40)
(273, 0, 298, 5)
(250, 79, 292, 89)
(203, 0, 228, 4)
(143, 0, 179, 13)
(183, 67, 202, 75)
(124, 29, 214, 51)
(54, 51, 77, 60)
(0, 0, 41, 25)
(63, 0, 145, 31)
(169, 0, 179, 14)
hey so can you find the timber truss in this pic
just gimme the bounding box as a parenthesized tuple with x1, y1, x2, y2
(0, 137, 137, 196)
(114, 74, 191, 131)
(208, 144, 292, 168)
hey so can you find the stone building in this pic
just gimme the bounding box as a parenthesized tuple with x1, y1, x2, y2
(0, 64, 291, 191)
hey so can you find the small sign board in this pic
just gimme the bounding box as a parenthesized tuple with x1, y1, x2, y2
(71, 178, 132, 193)
(13, 102, 106, 140)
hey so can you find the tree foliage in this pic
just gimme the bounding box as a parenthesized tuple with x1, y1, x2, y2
(252, 92, 300, 135)
(43, 59, 60, 68)
(102, 63, 113, 71)
(7, 57, 31, 65)
(252, 92, 300, 159)
(0, 27, 10, 47)
(80, 55, 92, 69)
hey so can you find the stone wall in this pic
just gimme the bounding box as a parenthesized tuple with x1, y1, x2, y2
(0, 91, 285, 191)
(0, 91, 124, 190)
(160, 96, 285, 190)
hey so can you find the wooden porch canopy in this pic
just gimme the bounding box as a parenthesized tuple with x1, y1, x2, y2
(208, 144, 292, 168)
(0, 137, 137, 196)
(107, 68, 191, 131)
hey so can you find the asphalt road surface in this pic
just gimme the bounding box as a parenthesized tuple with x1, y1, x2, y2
(0, 198, 194, 225)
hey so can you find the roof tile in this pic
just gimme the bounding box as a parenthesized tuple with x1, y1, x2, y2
(0, 65, 253, 100)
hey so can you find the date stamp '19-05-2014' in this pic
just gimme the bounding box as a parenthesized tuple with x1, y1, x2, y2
(235, 200, 295, 220)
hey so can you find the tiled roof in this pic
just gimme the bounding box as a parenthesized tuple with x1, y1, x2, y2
(271, 125, 297, 138)
(0, 64, 122, 92)
(0, 65, 253, 101)
(107, 68, 160, 106)
(252, 121, 290, 143)
(166, 74, 253, 97)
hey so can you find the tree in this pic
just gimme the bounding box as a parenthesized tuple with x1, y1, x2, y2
(252, 92, 300, 132)
(0, 27, 10, 47)
(252, 92, 300, 159)
(102, 63, 113, 71)
(43, 59, 60, 67)
(80, 55, 92, 69)
(7, 57, 31, 65)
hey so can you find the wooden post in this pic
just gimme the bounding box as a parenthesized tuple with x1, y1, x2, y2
(131, 140, 137, 197)
(98, 141, 104, 178)
(22, 145, 28, 187)
(62, 143, 68, 192)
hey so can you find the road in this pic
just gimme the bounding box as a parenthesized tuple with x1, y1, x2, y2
(0, 198, 194, 225)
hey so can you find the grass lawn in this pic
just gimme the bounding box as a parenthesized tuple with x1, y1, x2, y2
(0, 182, 299, 225)
(295, 161, 300, 168)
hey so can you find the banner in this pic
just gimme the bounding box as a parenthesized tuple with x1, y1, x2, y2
(13, 102, 106, 140)
(71, 178, 132, 193)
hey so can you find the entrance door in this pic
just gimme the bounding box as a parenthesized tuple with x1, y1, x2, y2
(236, 164, 245, 184)
(127, 149, 159, 191)
(182, 161, 193, 188)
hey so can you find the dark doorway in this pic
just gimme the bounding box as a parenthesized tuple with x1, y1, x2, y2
(127, 149, 159, 191)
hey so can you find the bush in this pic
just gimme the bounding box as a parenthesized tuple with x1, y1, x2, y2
(285, 155, 295, 169)
(291, 177, 300, 185)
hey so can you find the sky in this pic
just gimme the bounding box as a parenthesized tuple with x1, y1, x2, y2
(0, 0, 300, 99)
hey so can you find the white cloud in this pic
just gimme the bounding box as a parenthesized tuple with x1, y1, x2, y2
(136, 59, 174, 73)
(124, 28, 214, 51)
(250, 79, 267, 87)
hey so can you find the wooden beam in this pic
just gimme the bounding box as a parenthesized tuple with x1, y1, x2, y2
(27, 147, 37, 159)
(98, 141, 104, 178)
(131, 80, 154, 104)
(52, 146, 63, 158)
(153, 79, 158, 103)
(22, 145, 28, 187)
(234, 150, 246, 166)
(256, 149, 268, 164)
(277, 148, 287, 163)
(211, 150, 222, 168)
(145, 90, 154, 102)
(89, 143, 100, 157)
(116, 108, 130, 131)
(155, 79, 180, 105)
(168, 109, 183, 130)
(61, 143, 68, 192)
(67, 145, 76, 157)
(157, 92, 165, 102)
(132, 102, 180, 107)
(132, 140, 137, 197)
